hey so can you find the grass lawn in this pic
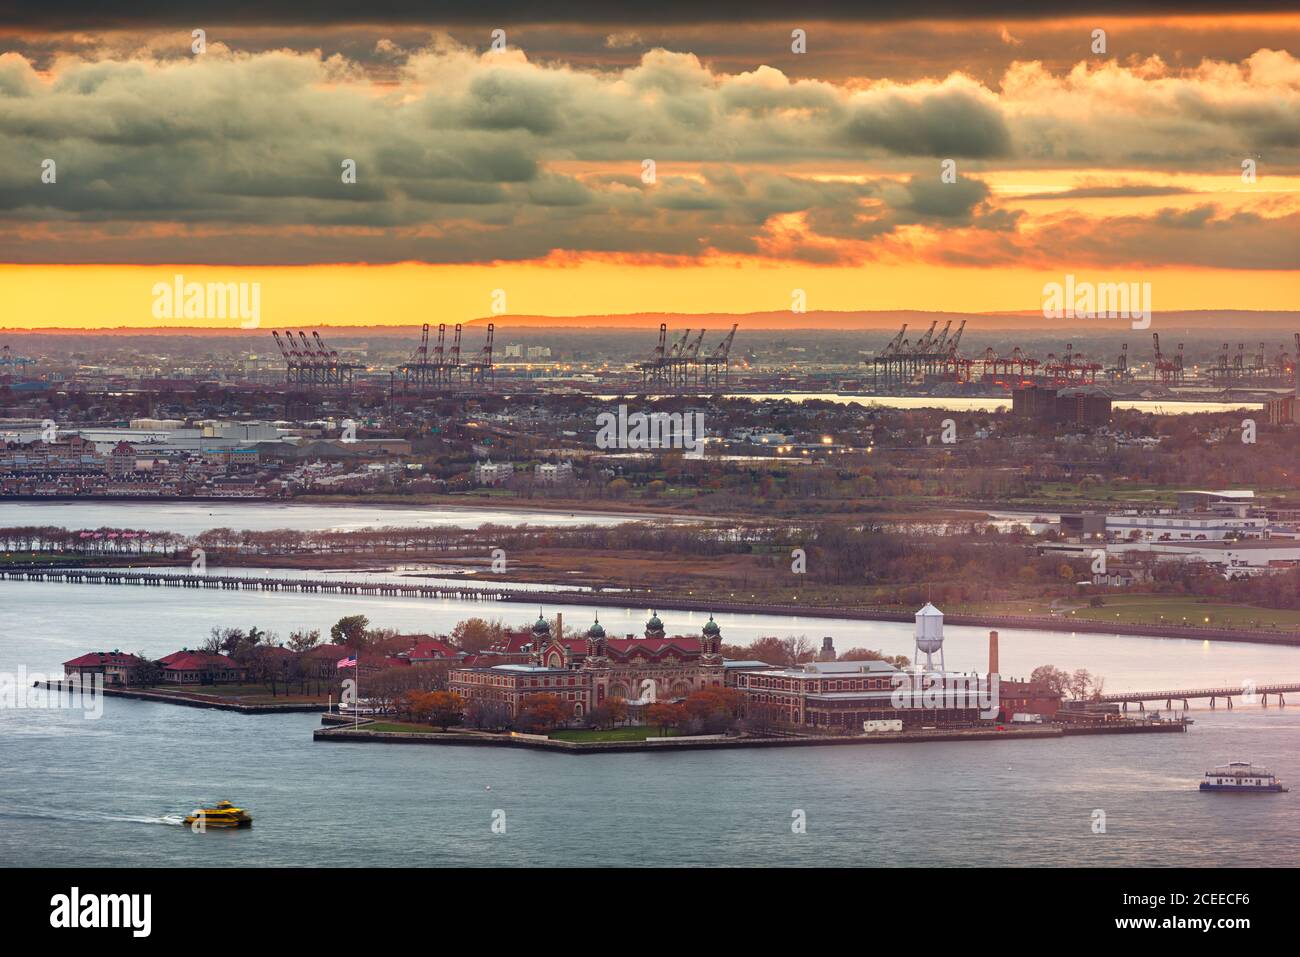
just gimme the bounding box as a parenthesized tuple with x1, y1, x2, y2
(151, 683, 332, 705)
(1058, 595, 1300, 630)
(950, 595, 1300, 630)
(549, 726, 678, 742)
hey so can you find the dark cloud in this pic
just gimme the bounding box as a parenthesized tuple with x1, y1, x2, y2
(840, 87, 1011, 158)
(0, 42, 1295, 266)
(0, 2, 1282, 29)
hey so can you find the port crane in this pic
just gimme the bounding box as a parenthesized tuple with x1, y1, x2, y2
(464, 323, 495, 385)
(699, 324, 738, 389)
(270, 329, 357, 387)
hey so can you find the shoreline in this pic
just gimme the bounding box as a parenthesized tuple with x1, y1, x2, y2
(34, 681, 329, 714)
(312, 719, 1185, 753)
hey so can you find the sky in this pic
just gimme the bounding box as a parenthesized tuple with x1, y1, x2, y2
(0, 4, 1297, 329)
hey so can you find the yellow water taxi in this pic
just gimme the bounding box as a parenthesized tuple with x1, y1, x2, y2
(184, 800, 253, 829)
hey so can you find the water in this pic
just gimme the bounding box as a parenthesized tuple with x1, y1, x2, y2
(716, 393, 1263, 415)
(3, 698, 1296, 867)
(2, 577, 1298, 866)
(0, 501, 684, 535)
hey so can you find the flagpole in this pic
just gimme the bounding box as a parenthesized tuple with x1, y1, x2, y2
(354, 650, 359, 730)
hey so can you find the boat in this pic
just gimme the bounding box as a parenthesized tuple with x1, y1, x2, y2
(183, 800, 253, 828)
(1199, 762, 1288, 793)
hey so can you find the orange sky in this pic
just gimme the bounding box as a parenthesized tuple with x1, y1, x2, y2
(3, 259, 1295, 330)
(0, 14, 1296, 328)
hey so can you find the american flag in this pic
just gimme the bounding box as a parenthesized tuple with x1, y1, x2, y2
(336, 655, 357, 669)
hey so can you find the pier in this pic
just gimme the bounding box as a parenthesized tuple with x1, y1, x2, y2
(0, 567, 517, 601)
(1098, 683, 1300, 711)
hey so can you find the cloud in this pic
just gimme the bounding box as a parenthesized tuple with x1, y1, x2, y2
(0, 41, 1296, 266)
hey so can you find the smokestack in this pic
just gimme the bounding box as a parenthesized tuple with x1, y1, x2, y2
(988, 630, 999, 676)
(556, 612, 563, 638)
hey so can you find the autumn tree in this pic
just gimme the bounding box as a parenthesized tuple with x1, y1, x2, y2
(396, 689, 434, 723)
(646, 702, 688, 735)
(452, 618, 503, 654)
(425, 691, 465, 730)
(604, 697, 628, 728)
(515, 693, 570, 733)
(744, 636, 790, 666)
(684, 687, 743, 733)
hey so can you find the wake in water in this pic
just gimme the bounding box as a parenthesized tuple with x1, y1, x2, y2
(0, 805, 185, 826)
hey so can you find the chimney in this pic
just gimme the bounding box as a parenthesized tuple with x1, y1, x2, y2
(988, 630, 999, 676)
(555, 612, 563, 639)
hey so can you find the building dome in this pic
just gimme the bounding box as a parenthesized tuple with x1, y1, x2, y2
(532, 610, 551, 638)
(586, 617, 606, 639)
(645, 610, 665, 638)
(702, 615, 720, 637)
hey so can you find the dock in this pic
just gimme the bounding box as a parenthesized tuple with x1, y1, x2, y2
(1098, 683, 1298, 710)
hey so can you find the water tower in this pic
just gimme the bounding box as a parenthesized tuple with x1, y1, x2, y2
(914, 603, 946, 673)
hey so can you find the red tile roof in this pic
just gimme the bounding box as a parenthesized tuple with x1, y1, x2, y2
(63, 651, 148, 668)
(605, 637, 704, 660)
(490, 631, 536, 654)
(160, 651, 240, 672)
(408, 639, 460, 660)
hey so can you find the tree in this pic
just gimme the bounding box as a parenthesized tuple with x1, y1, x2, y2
(515, 693, 569, 733)
(587, 703, 611, 730)
(425, 691, 465, 731)
(744, 636, 790, 666)
(780, 636, 816, 666)
(287, 629, 321, 653)
(330, 615, 370, 647)
(1030, 665, 1072, 697)
(839, 647, 910, 668)
(396, 689, 434, 723)
(604, 697, 628, 728)
(1069, 668, 1104, 700)
(741, 700, 783, 736)
(646, 702, 687, 735)
(129, 654, 162, 688)
(451, 618, 502, 654)
(464, 699, 510, 731)
(684, 687, 743, 733)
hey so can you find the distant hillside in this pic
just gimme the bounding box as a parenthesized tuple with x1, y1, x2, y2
(466, 310, 1300, 332)
(3, 310, 1297, 337)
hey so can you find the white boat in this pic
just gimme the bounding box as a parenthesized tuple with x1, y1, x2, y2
(1199, 762, 1288, 793)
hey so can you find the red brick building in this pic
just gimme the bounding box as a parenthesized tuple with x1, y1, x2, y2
(157, 650, 246, 684)
(450, 611, 726, 721)
(62, 651, 149, 687)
